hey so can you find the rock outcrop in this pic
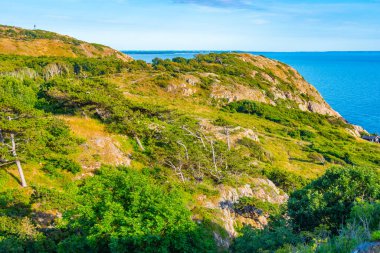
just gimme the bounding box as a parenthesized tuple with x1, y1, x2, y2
(347, 125, 368, 138)
(198, 179, 288, 247)
(352, 242, 380, 253)
(209, 53, 341, 117)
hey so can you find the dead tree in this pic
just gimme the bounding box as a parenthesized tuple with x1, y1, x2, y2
(181, 126, 206, 149)
(135, 135, 145, 151)
(192, 162, 204, 182)
(210, 140, 217, 171)
(177, 141, 189, 161)
(224, 127, 231, 151)
(11, 132, 27, 187)
(0, 117, 27, 187)
(165, 160, 185, 182)
(180, 125, 224, 182)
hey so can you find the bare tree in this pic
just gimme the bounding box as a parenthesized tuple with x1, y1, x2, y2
(10, 132, 27, 187)
(224, 126, 231, 151)
(135, 135, 145, 151)
(0, 117, 27, 187)
(181, 125, 206, 149)
(165, 160, 185, 182)
(177, 141, 189, 161)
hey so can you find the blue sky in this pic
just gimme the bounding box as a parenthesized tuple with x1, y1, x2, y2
(1, 0, 380, 51)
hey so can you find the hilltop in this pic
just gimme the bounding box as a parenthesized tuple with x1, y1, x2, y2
(0, 26, 379, 252)
(0, 25, 132, 61)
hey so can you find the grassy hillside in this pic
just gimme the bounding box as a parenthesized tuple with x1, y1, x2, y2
(0, 28, 379, 252)
(0, 25, 132, 61)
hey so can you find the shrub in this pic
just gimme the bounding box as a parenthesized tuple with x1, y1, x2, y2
(288, 167, 380, 233)
(371, 231, 380, 241)
(232, 218, 300, 253)
(314, 224, 367, 253)
(234, 196, 280, 215)
(60, 166, 217, 252)
(43, 158, 81, 175)
(263, 168, 308, 193)
(0, 190, 31, 217)
(350, 201, 380, 231)
(213, 116, 232, 127)
(239, 137, 271, 162)
(308, 152, 326, 164)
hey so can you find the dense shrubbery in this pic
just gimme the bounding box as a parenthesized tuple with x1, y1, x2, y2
(232, 166, 380, 252)
(43, 158, 81, 176)
(0, 167, 218, 252)
(232, 218, 299, 253)
(224, 100, 347, 129)
(288, 166, 380, 233)
(0, 77, 79, 165)
(263, 168, 309, 193)
(59, 166, 217, 252)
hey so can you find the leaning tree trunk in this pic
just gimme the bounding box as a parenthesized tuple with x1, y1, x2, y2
(8, 116, 27, 187)
(10, 132, 27, 187)
(135, 135, 145, 151)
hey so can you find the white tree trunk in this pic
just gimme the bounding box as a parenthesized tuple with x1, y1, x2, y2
(177, 141, 189, 161)
(225, 127, 231, 151)
(165, 161, 185, 182)
(8, 116, 27, 187)
(210, 140, 217, 171)
(11, 133, 27, 187)
(135, 135, 145, 151)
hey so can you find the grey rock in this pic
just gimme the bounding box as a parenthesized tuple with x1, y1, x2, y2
(352, 242, 380, 253)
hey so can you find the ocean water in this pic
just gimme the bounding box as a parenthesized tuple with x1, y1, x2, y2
(123, 51, 380, 134)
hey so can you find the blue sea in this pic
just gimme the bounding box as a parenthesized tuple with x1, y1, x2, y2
(123, 51, 380, 134)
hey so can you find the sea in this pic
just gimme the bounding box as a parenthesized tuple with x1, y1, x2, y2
(123, 51, 380, 134)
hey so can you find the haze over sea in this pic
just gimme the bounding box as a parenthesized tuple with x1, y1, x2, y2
(124, 51, 380, 134)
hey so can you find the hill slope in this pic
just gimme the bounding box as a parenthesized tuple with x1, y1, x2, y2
(0, 25, 132, 61)
(0, 26, 378, 252)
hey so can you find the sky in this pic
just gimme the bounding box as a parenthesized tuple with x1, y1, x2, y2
(1, 0, 380, 51)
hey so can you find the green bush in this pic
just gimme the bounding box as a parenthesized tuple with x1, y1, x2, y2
(232, 218, 299, 253)
(43, 158, 81, 175)
(239, 137, 271, 162)
(59, 166, 218, 252)
(263, 168, 308, 193)
(288, 129, 316, 141)
(350, 201, 380, 231)
(371, 231, 380, 241)
(234, 196, 280, 215)
(288, 167, 380, 233)
(314, 224, 367, 253)
(223, 100, 348, 130)
(0, 190, 31, 217)
(31, 186, 77, 211)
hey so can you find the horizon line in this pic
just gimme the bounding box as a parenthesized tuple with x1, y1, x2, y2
(121, 50, 380, 53)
